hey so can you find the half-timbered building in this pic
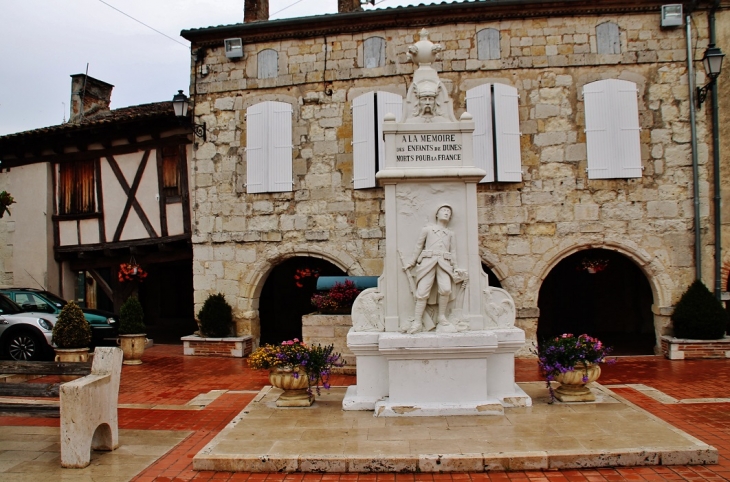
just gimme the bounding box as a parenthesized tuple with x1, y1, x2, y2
(0, 74, 196, 342)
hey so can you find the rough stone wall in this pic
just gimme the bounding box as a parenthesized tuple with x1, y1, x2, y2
(189, 12, 715, 351)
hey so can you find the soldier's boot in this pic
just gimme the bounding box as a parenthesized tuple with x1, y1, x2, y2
(409, 299, 427, 334)
(436, 294, 457, 332)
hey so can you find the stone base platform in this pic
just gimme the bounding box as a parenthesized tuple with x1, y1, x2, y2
(661, 335, 730, 360)
(192, 383, 717, 473)
(181, 335, 253, 358)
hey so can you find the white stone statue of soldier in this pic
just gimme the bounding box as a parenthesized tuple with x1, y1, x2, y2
(403, 204, 466, 334)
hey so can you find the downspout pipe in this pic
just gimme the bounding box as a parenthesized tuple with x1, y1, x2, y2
(709, 3, 723, 300)
(687, 14, 703, 282)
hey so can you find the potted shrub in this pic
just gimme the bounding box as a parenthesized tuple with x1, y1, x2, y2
(197, 293, 233, 338)
(52, 300, 92, 365)
(662, 280, 730, 359)
(118, 295, 147, 365)
(672, 280, 728, 340)
(310, 280, 361, 314)
(535, 333, 613, 403)
(248, 339, 345, 407)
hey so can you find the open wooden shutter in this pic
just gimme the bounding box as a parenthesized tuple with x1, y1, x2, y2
(466, 84, 494, 182)
(584, 79, 642, 179)
(352, 92, 376, 189)
(493, 83, 522, 182)
(246, 101, 292, 193)
(59, 160, 96, 214)
(246, 103, 267, 193)
(269, 102, 293, 192)
(376, 91, 403, 171)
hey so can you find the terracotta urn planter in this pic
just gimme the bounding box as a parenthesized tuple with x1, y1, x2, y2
(117, 334, 147, 365)
(554, 363, 601, 402)
(54, 347, 90, 381)
(269, 366, 314, 407)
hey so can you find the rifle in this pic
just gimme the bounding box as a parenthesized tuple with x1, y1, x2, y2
(398, 250, 417, 296)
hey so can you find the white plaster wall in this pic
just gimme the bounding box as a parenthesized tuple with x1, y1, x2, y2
(0, 163, 58, 291)
(101, 151, 161, 241)
(167, 203, 184, 236)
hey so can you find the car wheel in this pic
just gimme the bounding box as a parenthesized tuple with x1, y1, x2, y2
(5, 330, 44, 361)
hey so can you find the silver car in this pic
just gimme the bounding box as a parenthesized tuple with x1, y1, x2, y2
(0, 293, 55, 360)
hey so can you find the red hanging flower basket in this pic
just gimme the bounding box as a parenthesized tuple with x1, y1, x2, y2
(118, 262, 148, 283)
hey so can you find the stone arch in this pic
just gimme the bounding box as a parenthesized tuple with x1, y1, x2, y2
(236, 244, 365, 346)
(242, 244, 363, 304)
(531, 240, 672, 310)
(479, 247, 508, 290)
(532, 240, 673, 355)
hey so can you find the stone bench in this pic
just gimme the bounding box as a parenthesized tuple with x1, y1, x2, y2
(0, 347, 123, 468)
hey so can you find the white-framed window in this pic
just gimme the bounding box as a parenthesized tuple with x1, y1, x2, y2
(363, 37, 386, 68)
(246, 101, 293, 193)
(477, 28, 501, 60)
(466, 83, 522, 183)
(596, 22, 620, 54)
(257, 49, 278, 79)
(583, 79, 642, 179)
(352, 91, 403, 189)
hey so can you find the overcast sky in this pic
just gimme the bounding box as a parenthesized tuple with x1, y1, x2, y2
(0, 0, 463, 136)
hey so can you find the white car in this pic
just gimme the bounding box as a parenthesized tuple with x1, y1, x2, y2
(0, 294, 56, 360)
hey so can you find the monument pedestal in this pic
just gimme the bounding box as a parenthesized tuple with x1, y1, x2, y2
(343, 329, 531, 416)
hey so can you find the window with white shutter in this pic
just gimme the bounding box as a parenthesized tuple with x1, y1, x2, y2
(492, 83, 522, 182)
(258, 49, 278, 79)
(477, 28, 501, 60)
(364, 37, 386, 69)
(466, 83, 522, 183)
(246, 101, 293, 193)
(352, 91, 403, 189)
(583, 79, 642, 179)
(596, 22, 620, 54)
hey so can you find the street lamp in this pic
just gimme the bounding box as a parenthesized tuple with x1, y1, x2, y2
(696, 45, 725, 109)
(172, 90, 206, 141)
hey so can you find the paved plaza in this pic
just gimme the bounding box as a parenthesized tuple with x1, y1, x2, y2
(0, 345, 729, 481)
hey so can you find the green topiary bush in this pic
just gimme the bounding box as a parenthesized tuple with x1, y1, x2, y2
(52, 300, 91, 349)
(672, 280, 729, 340)
(119, 296, 146, 335)
(197, 293, 233, 338)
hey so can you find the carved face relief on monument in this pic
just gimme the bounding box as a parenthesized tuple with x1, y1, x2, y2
(402, 30, 457, 123)
(436, 205, 452, 223)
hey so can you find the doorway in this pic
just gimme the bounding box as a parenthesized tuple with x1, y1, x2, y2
(258, 257, 346, 346)
(537, 248, 655, 355)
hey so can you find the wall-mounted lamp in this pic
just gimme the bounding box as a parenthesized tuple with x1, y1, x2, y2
(224, 38, 243, 59)
(660, 4, 683, 27)
(697, 45, 725, 110)
(172, 90, 206, 141)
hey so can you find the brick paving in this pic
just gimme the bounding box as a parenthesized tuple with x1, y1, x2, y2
(1, 345, 728, 481)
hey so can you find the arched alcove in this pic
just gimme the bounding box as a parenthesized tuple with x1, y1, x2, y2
(482, 263, 503, 289)
(258, 256, 346, 345)
(537, 248, 655, 355)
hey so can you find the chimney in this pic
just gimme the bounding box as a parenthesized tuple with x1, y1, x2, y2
(69, 74, 114, 123)
(338, 0, 363, 13)
(244, 0, 269, 22)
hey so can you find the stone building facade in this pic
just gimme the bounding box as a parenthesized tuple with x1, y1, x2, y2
(182, 0, 730, 355)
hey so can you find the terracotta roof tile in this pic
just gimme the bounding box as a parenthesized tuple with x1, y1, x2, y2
(0, 101, 177, 140)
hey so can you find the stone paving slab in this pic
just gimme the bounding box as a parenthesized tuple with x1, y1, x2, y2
(193, 383, 718, 473)
(0, 426, 190, 481)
